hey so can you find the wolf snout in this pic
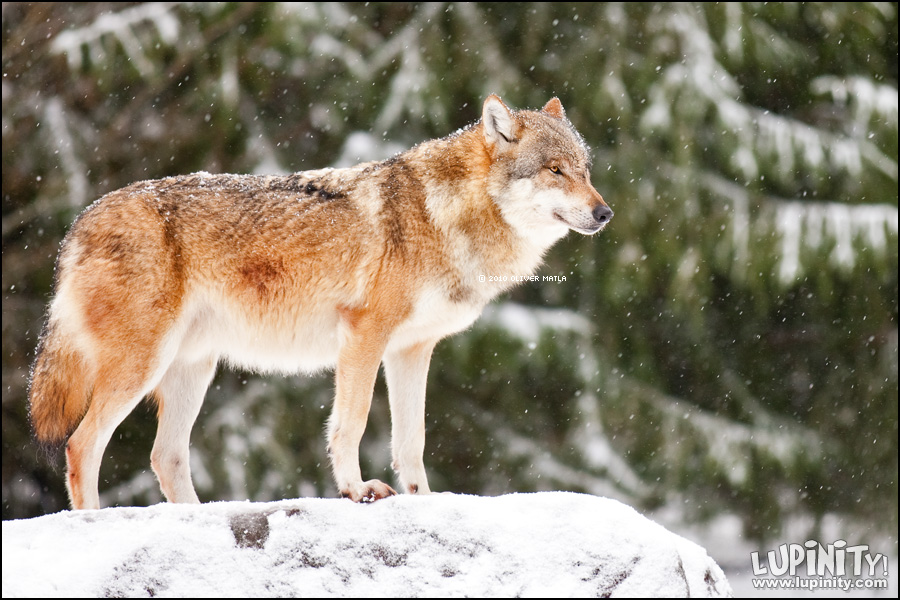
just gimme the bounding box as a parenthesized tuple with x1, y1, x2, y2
(592, 204, 613, 226)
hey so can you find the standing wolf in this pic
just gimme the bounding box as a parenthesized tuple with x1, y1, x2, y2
(29, 95, 612, 509)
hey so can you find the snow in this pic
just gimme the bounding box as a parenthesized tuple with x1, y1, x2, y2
(481, 302, 592, 346)
(776, 200, 899, 284)
(51, 2, 180, 74)
(43, 98, 88, 209)
(1, 492, 731, 598)
(333, 131, 406, 168)
(812, 76, 900, 133)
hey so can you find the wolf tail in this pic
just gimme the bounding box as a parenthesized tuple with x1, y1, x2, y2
(29, 322, 92, 460)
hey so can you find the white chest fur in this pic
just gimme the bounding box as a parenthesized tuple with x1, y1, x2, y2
(386, 286, 486, 353)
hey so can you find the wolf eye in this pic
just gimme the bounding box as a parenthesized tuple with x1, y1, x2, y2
(548, 165, 562, 175)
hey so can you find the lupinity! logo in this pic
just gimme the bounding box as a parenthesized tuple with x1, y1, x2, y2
(751, 540, 890, 592)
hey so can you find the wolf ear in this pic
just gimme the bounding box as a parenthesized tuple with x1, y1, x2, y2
(541, 97, 566, 119)
(483, 95, 516, 146)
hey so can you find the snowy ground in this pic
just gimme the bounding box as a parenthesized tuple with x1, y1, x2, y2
(2, 492, 731, 598)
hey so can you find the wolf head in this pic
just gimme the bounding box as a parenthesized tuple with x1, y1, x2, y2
(482, 95, 612, 242)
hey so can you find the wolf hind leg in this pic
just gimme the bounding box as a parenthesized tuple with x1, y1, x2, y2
(150, 356, 217, 504)
(65, 374, 149, 510)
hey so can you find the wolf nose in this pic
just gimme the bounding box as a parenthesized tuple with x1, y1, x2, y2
(592, 204, 613, 225)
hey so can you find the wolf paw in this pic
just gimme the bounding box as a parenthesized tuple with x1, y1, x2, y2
(340, 479, 397, 503)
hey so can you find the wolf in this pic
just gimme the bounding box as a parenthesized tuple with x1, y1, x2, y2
(28, 95, 612, 509)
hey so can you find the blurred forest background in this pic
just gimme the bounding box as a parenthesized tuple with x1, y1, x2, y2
(2, 1, 897, 550)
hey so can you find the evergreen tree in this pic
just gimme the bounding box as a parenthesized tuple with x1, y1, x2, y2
(3, 3, 896, 542)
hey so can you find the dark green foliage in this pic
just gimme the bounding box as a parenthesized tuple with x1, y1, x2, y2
(2, 3, 896, 543)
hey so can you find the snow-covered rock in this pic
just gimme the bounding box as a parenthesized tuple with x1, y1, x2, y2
(2, 492, 731, 597)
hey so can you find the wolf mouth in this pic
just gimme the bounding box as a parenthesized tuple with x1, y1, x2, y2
(553, 211, 603, 234)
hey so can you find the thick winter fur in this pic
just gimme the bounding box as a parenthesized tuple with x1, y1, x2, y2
(28, 95, 612, 509)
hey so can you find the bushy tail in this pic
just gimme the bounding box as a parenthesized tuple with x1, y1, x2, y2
(29, 323, 92, 461)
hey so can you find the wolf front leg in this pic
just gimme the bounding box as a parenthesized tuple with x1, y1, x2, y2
(150, 356, 218, 504)
(327, 312, 397, 502)
(383, 340, 436, 495)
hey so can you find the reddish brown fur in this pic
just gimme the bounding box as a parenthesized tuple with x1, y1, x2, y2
(29, 324, 92, 450)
